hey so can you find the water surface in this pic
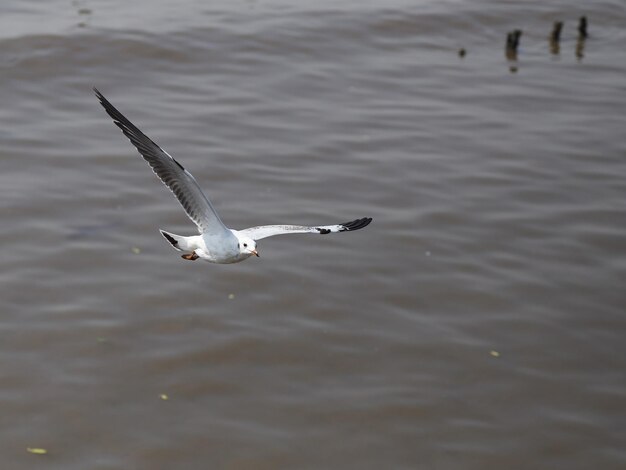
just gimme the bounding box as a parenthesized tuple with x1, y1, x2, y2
(1, 1, 625, 469)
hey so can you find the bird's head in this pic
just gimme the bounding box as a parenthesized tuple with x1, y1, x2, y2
(236, 234, 259, 258)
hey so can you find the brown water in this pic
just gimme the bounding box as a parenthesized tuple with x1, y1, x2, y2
(1, 1, 625, 468)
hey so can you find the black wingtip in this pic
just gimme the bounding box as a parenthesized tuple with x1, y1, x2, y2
(93, 87, 104, 102)
(160, 230, 179, 247)
(341, 217, 372, 232)
(93, 88, 120, 118)
(93, 86, 166, 154)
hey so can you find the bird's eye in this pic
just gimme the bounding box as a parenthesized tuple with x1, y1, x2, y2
(243, 243, 248, 247)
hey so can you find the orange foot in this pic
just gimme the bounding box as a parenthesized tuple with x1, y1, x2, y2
(181, 251, 199, 261)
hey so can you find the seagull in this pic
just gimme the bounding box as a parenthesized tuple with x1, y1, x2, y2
(94, 88, 372, 264)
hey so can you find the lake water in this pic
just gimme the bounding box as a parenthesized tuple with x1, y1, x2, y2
(1, 1, 625, 469)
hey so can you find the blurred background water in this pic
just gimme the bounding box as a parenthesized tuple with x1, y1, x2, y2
(1, 1, 625, 469)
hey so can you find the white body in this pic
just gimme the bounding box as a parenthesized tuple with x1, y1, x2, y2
(160, 229, 255, 264)
(95, 88, 371, 265)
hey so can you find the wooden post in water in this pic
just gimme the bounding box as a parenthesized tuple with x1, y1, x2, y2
(550, 21, 563, 55)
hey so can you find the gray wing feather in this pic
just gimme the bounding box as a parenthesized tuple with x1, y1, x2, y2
(94, 88, 228, 236)
(240, 217, 372, 241)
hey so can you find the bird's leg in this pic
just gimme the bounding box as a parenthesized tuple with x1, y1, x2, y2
(181, 251, 199, 261)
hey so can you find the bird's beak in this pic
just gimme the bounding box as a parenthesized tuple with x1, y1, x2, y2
(250, 249, 259, 257)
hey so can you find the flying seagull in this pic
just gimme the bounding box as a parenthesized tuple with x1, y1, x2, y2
(94, 88, 372, 264)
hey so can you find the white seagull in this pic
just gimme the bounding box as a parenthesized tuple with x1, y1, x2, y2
(94, 88, 372, 264)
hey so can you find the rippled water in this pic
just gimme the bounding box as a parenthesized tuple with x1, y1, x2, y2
(1, 1, 625, 468)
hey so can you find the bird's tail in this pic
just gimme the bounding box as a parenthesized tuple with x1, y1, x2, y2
(159, 230, 193, 252)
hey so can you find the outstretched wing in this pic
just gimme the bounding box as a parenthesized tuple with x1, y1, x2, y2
(94, 88, 229, 237)
(239, 217, 372, 241)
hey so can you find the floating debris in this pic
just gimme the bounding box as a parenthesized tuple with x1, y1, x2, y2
(26, 448, 48, 455)
(131, 246, 141, 254)
(490, 350, 500, 358)
(458, 48, 466, 58)
(159, 394, 169, 401)
(228, 293, 235, 300)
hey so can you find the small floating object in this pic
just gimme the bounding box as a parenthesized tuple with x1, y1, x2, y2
(159, 394, 169, 401)
(490, 350, 500, 357)
(578, 16, 588, 38)
(228, 293, 235, 300)
(131, 246, 141, 254)
(458, 48, 466, 58)
(26, 448, 48, 455)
